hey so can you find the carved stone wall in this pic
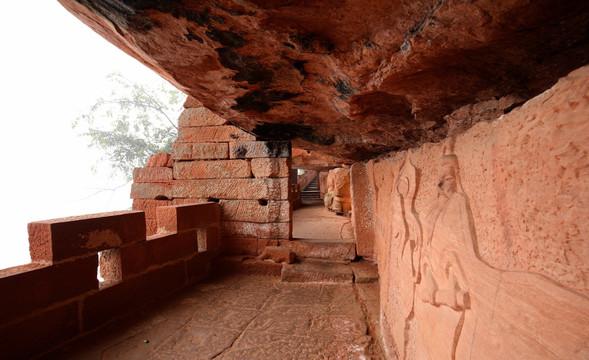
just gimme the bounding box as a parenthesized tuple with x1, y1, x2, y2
(359, 66, 589, 359)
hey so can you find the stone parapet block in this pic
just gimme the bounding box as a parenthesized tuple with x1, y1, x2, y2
(132, 199, 173, 219)
(178, 107, 228, 127)
(251, 158, 291, 178)
(229, 140, 290, 158)
(0, 256, 98, 324)
(219, 200, 290, 223)
(120, 232, 197, 278)
(172, 142, 229, 160)
(221, 222, 290, 239)
(130, 183, 172, 199)
(177, 126, 255, 143)
(0, 301, 80, 360)
(155, 203, 220, 234)
(133, 167, 173, 183)
(174, 160, 251, 179)
(28, 211, 146, 263)
(173, 178, 290, 200)
(82, 262, 186, 331)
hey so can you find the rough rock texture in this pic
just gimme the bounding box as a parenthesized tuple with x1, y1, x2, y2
(58, 0, 589, 161)
(364, 66, 589, 359)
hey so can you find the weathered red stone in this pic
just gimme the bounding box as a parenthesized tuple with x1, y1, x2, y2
(219, 200, 290, 223)
(178, 107, 228, 127)
(133, 167, 173, 183)
(350, 162, 376, 260)
(258, 246, 295, 264)
(221, 222, 290, 240)
(130, 183, 172, 199)
(173, 178, 290, 200)
(251, 158, 290, 178)
(221, 237, 258, 256)
(183, 96, 202, 109)
(0, 256, 97, 324)
(173, 160, 251, 179)
(229, 141, 290, 159)
(172, 142, 229, 160)
(132, 199, 173, 219)
(155, 203, 220, 234)
(28, 211, 146, 262)
(177, 126, 255, 143)
(146, 153, 172, 167)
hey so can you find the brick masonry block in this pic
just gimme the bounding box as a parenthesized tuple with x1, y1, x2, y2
(173, 198, 209, 205)
(220, 200, 291, 223)
(173, 160, 251, 179)
(177, 126, 256, 143)
(99, 248, 122, 283)
(146, 152, 172, 167)
(172, 142, 192, 160)
(183, 96, 202, 108)
(251, 158, 291, 178)
(178, 107, 228, 127)
(173, 178, 290, 200)
(229, 140, 290, 158)
(82, 262, 186, 331)
(0, 256, 97, 324)
(133, 167, 173, 183)
(173, 142, 229, 160)
(258, 245, 295, 264)
(120, 232, 197, 278)
(221, 237, 258, 256)
(132, 199, 173, 219)
(156, 203, 221, 233)
(130, 183, 172, 199)
(28, 211, 146, 263)
(0, 301, 79, 360)
(221, 222, 290, 239)
(257, 239, 280, 255)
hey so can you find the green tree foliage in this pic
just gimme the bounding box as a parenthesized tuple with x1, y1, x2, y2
(73, 72, 183, 181)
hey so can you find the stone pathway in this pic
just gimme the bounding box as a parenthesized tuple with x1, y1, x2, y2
(293, 205, 353, 241)
(46, 273, 384, 359)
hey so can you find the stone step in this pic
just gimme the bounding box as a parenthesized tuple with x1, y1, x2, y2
(279, 239, 356, 262)
(213, 255, 283, 277)
(281, 259, 354, 284)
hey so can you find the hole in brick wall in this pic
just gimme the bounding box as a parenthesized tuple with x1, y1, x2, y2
(155, 195, 170, 200)
(207, 197, 220, 203)
(258, 199, 269, 206)
(97, 248, 122, 289)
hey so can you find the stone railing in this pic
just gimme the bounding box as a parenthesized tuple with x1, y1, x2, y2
(0, 203, 220, 360)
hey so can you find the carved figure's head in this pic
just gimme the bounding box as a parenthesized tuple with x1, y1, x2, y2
(437, 154, 462, 197)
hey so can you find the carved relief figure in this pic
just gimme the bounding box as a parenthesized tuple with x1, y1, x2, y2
(419, 154, 471, 311)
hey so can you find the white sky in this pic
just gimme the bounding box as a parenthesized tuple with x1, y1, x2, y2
(0, 2, 181, 269)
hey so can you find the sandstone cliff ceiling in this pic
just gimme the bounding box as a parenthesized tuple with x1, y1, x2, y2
(59, 0, 589, 161)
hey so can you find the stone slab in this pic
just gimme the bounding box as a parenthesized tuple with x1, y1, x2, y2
(132, 167, 173, 183)
(177, 126, 256, 143)
(178, 107, 228, 127)
(130, 182, 172, 199)
(220, 200, 291, 223)
(279, 239, 356, 261)
(350, 260, 379, 283)
(222, 222, 290, 240)
(229, 140, 291, 158)
(173, 178, 290, 200)
(173, 160, 251, 179)
(251, 158, 291, 178)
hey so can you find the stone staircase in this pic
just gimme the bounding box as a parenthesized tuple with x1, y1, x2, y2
(301, 176, 323, 205)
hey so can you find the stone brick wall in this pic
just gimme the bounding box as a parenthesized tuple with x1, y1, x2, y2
(351, 66, 589, 359)
(132, 98, 292, 257)
(0, 203, 220, 360)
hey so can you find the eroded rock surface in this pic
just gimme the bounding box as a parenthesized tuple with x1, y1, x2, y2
(58, 0, 589, 161)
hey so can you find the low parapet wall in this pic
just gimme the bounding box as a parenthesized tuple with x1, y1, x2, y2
(0, 203, 220, 360)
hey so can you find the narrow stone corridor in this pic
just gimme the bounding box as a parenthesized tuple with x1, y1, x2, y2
(44, 273, 384, 360)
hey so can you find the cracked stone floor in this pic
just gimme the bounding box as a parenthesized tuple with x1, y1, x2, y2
(44, 273, 384, 359)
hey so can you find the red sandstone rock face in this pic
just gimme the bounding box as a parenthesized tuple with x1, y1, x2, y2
(58, 0, 589, 161)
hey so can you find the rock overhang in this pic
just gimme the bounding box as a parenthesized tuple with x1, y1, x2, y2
(59, 0, 589, 161)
